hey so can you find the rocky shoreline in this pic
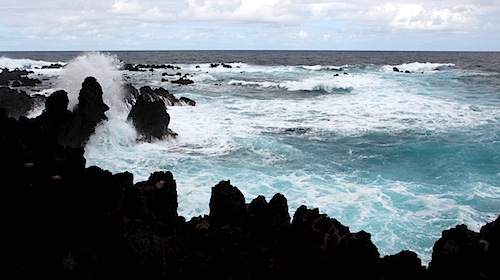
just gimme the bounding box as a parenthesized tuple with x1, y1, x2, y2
(1, 72, 500, 279)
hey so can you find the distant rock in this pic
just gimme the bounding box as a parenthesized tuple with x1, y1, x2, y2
(124, 84, 196, 107)
(179, 96, 196, 106)
(171, 77, 194, 85)
(41, 63, 64, 69)
(0, 68, 41, 87)
(139, 85, 179, 106)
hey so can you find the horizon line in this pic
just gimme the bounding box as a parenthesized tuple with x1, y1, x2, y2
(1, 49, 499, 53)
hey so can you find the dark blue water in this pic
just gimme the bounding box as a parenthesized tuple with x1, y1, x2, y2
(2, 50, 500, 69)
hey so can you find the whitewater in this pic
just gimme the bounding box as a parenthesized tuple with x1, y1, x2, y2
(1, 50, 499, 266)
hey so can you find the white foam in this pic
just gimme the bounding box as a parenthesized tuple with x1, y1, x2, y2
(0, 56, 63, 70)
(384, 62, 455, 73)
(228, 79, 278, 88)
(301, 65, 323, 71)
(219, 71, 497, 137)
(277, 76, 354, 93)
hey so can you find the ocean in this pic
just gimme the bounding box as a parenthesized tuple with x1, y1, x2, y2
(1, 50, 499, 266)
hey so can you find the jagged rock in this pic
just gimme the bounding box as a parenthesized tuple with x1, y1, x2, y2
(36, 90, 72, 136)
(480, 215, 500, 278)
(381, 250, 427, 280)
(58, 76, 109, 148)
(288, 205, 381, 278)
(179, 96, 196, 106)
(127, 91, 176, 141)
(41, 63, 63, 69)
(209, 180, 247, 227)
(122, 63, 145, 71)
(171, 77, 194, 85)
(248, 193, 290, 234)
(0, 87, 34, 119)
(123, 83, 140, 107)
(124, 85, 195, 107)
(139, 85, 179, 106)
(0, 68, 41, 87)
(428, 224, 488, 279)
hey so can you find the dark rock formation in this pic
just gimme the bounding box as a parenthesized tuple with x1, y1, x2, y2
(1, 75, 193, 146)
(123, 84, 196, 109)
(2, 76, 110, 149)
(0, 68, 42, 87)
(0, 87, 34, 119)
(41, 63, 64, 69)
(35, 90, 72, 142)
(123, 83, 140, 107)
(179, 96, 196, 106)
(210, 63, 232, 68)
(122, 63, 181, 72)
(209, 180, 248, 227)
(381, 250, 427, 280)
(127, 90, 177, 141)
(122, 63, 145, 71)
(171, 77, 194, 85)
(139, 85, 179, 106)
(428, 224, 490, 279)
(58, 76, 109, 148)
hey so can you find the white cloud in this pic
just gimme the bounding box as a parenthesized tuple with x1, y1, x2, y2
(177, 0, 298, 23)
(63, 35, 79, 41)
(381, 3, 477, 31)
(0, 0, 499, 50)
(298, 30, 309, 38)
(111, 0, 142, 14)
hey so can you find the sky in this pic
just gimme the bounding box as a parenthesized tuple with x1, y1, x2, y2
(1, 0, 499, 51)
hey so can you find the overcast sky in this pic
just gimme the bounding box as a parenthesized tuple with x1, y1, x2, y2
(1, 0, 499, 51)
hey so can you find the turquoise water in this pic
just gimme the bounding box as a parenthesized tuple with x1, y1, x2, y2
(1, 51, 499, 266)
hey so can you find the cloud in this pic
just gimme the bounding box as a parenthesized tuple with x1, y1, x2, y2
(298, 30, 309, 38)
(381, 3, 477, 31)
(111, 0, 142, 14)
(177, 0, 299, 23)
(0, 0, 499, 50)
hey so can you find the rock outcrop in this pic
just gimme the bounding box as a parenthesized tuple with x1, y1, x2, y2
(127, 91, 177, 141)
(0, 87, 34, 119)
(39, 76, 109, 148)
(0, 68, 42, 87)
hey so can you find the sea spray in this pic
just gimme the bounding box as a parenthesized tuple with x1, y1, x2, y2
(68, 52, 141, 162)
(56, 51, 128, 119)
